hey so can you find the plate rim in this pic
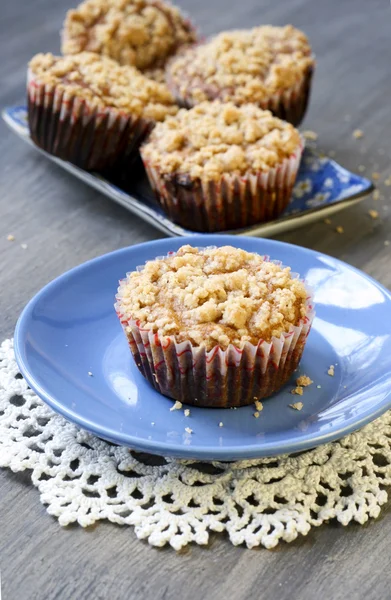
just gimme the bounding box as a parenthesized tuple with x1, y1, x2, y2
(13, 235, 391, 459)
(2, 105, 374, 240)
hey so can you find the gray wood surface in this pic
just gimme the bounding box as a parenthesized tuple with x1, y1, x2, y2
(1, 1, 391, 598)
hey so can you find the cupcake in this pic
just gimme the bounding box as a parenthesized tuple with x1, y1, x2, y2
(115, 245, 314, 408)
(27, 52, 178, 171)
(166, 25, 314, 126)
(140, 102, 303, 232)
(61, 0, 197, 72)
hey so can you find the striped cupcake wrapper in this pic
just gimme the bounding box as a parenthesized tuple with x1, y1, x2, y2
(140, 143, 303, 233)
(27, 70, 153, 172)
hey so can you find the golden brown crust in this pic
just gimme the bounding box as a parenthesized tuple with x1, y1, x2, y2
(61, 0, 197, 71)
(141, 101, 301, 180)
(29, 52, 178, 121)
(166, 25, 314, 106)
(117, 245, 308, 350)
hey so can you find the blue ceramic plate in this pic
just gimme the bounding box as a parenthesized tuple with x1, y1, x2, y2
(3, 105, 373, 238)
(14, 235, 391, 460)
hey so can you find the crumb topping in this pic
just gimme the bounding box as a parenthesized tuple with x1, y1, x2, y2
(167, 25, 313, 105)
(62, 0, 196, 71)
(29, 52, 178, 121)
(116, 245, 308, 350)
(141, 101, 301, 180)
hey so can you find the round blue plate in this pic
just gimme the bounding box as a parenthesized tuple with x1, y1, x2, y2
(14, 235, 391, 460)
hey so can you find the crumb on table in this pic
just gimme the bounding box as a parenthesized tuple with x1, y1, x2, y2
(324, 218, 332, 225)
(372, 172, 380, 180)
(7, 234, 15, 241)
(303, 130, 318, 141)
(336, 226, 344, 234)
(368, 209, 379, 219)
(353, 129, 363, 139)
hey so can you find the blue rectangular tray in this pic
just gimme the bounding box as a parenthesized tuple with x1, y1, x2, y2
(3, 105, 373, 237)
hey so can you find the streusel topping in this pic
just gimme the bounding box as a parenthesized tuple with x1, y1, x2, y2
(29, 52, 178, 121)
(117, 245, 308, 350)
(167, 25, 313, 105)
(141, 102, 301, 179)
(62, 0, 196, 71)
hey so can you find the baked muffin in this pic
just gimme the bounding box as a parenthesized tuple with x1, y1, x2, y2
(27, 52, 178, 171)
(166, 25, 314, 126)
(140, 101, 303, 232)
(115, 245, 314, 407)
(61, 0, 197, 72)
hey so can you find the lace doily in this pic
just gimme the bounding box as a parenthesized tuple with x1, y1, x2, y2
(1, 338, 390, 550)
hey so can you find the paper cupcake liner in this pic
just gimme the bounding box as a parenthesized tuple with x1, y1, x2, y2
(27, 71, 153, 171)
(140, 143, 303, 232)
(166, 66, 314, 127)
(115, 251, 315, 408)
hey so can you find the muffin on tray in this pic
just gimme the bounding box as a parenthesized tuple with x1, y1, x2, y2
(27, 52, 178, 171)
(61, 0, 197, 72)
(166, 25, 314, 126)
(115, 245, 315, 408)
(140, 101, 303, 232)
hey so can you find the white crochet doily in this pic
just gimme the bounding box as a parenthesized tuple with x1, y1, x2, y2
(1, 338, 390, 550)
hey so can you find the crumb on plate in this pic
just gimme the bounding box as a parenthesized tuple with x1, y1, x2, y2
(170, 400, 183, 411)
(296, 375, 313, 387)
(184, 409, 190, 417)
(291, 386, 304, 396)
(253, 411, 260, 418)
(328, 365, 335, 376)
(254, 400, 263, 411)
(368, 209, 379, 219)
(353, 129, 363, 139)
(185, 427, 193, 434)
(7, 234, 15, 241)
(289, 401, 303, 411)
(219, 422, 223, 427)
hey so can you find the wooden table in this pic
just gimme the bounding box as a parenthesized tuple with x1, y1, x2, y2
(1, 1, 391, 598)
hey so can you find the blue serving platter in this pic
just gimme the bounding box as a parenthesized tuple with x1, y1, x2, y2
(14, 235, 391, 460)
(3, 105, 373, 238)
